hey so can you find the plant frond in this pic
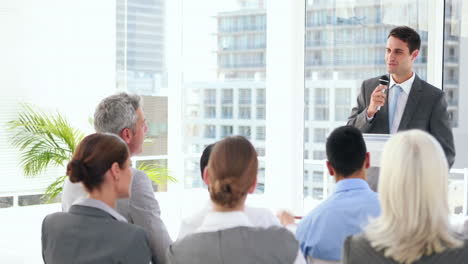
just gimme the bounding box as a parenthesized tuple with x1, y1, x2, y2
(8, 103, 84, 176)
(42, 175, 67, 203)
(137, 162, 177, 185)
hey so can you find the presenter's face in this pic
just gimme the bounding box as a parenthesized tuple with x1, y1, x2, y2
(385, 36, 418, 77)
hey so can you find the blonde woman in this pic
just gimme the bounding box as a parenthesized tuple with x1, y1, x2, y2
(167, 136, 306, 264)
(343, 130, 468, 264)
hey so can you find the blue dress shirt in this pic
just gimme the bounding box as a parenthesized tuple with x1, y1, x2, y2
(296, 178, 381, 261)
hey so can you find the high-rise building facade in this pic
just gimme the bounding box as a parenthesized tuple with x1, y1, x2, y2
(117, 0, 166, 95)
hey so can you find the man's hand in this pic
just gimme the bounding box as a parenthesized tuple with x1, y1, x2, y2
(276, 210, 295, 227)
(367, 85, 387, 118)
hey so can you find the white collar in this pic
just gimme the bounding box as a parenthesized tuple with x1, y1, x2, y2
(195, 210, 254, 233)
(389, 72, 415, 94)
(73, 197, 128, 223)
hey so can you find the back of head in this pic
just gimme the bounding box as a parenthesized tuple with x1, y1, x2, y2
(388, 26, 421, 54)
(94, 93, 141, 135)
(326, 126, 367, 177)
(208, 136, 258, 209)
(366, 130, 462, 263)
(200, 143, 215, 180)
(67, 133, 130, 192)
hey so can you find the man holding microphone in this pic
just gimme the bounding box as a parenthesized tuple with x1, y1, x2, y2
(348, 26, 455, 169)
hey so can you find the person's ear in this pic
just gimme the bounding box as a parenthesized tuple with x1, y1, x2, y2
(411, 49, 419, 61)
(203, 167, 210, 186)
(120, 128, 133, 145)
(364, 152, 370, 169)
(326, 161, 335, 176)
(109, 162, 121, 181)
(248, 177, 257, 194)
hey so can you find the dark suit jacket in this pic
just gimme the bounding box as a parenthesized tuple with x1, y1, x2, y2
(342, 234, 468, 264)
(42, 205, 151, 264)
(347, 74, 455, 167)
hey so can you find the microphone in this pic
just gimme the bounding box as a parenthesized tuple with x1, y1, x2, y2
(377, 75, 389, 111)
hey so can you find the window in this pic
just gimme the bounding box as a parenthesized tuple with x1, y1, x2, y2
(256, 126, 265, 140)
(313, 128, 328, 143)
(256, 88, 266, 104)
(221, 125, 233, 138)
(313, 151, 326, 160)
(239, 106, 251, 119)
(222, 106, 233, 119)
(239, 126, 251, 139)
(204, 125, 216, 138)
(222, 89, 233, 104)
(256, 106, 265, 119)
(204, 89, 216, 104)
(239, 88, 252, 104)
(256, 147, 265, 156)
(204, 106, 216, 118)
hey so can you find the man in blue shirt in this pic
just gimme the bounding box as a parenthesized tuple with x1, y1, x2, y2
(279, 126, 381, 263)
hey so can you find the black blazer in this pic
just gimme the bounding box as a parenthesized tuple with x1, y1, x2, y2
(42, 205, 151, 264)
(347, 74, 455, 167)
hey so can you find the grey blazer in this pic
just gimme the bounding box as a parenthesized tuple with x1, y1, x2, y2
(347, 74, 455, 167)
(342, 234, 468, 264)
(167, 226, 299, 264)
(62, 168, 172, 264)
(116, 168, 172, 264)
(42, 205, 151, 264)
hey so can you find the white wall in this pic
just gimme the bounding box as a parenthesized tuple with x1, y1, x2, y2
(0, 0, 115, 193)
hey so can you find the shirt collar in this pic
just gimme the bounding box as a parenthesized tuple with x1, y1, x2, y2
(334, 178, 371, 194)
(389, 72, 415, 94)
(73, 197, 128, 223)
(195, 210, 253, 233)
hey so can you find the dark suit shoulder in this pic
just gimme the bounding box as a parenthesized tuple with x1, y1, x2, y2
(362, 76, 381, 89)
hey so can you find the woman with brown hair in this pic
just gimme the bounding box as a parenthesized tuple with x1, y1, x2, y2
(41, 133, 151, 264)
(167, 136, 306, 264)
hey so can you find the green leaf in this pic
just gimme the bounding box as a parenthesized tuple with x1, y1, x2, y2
(137, 162, 177, 185)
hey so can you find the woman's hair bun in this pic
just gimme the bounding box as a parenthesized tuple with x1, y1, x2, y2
(67, 159, 88, 183)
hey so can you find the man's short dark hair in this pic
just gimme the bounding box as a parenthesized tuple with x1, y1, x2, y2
(200, 143, 215, 179)
(326, 126, 367, 177)
(388, 26, 421, 54)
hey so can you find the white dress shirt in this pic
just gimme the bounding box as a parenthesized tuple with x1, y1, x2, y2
(177, 201, 280, 240)
(194, 210, 307, 264)
(388, 72, 415, 134)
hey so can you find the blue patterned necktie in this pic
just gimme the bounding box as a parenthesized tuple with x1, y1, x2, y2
(389, 84, 402, 130)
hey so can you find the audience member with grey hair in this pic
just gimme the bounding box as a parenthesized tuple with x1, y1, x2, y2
(62, 92, 172, 264)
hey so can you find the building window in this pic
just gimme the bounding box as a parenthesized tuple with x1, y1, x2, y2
(256, 147, 265, 156)
(239, 88, 251, 104)
(314, 88, 329, 105)
(256, 106, 265, 119)
(314, 107, 329, 121)
(256, 126, 265, 140)
(204, 89, 216, 104)
(238, 126, 251, 139)
(204, 106, 216, 118)
(221, 125, 233, 138)
(222, 89, 233, 104)
(304, 127, 309, 143)
(256, 88, 266, 104)
(312, 171, 323, 183)
(239, 106, 251, 119)
(204, 125, 216, 138)
(313, 150, 326, 160)
(222, 106, 233, 119)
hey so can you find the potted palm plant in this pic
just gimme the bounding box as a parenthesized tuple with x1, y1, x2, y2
(8, 104, 175, 202)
